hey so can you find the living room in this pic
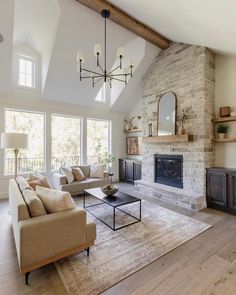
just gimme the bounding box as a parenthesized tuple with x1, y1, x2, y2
(1, 0, 236, 294)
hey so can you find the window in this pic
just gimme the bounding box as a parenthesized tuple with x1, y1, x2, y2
(4, 110, 45, 174)
(95, 84, 106, 103)
(51, 115, 81, 171)
(87, 119, 110, 164)
(17, 54, 35, 88)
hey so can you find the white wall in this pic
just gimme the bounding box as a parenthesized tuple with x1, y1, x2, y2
(0, 89, 126, 199)
(215, 54, 236, 168)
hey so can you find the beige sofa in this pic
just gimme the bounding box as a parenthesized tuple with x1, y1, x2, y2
(53, 165, 111, 195)
(9, 179, 96, 284)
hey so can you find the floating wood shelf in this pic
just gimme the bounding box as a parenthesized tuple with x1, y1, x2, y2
(213, 116, 236, 123)
(143, 134, 193, 143)
(124, 129, 142, 133)
(213, 137, 236, 143)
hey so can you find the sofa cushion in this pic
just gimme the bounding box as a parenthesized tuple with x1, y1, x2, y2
(61, 167, 74, 184)
(73, 166, 90, 179)
(86, 178, 111, 189)
(61, 180, 89, 194)
(72, 167, 85, 182)
(27, 172, 44, 181)
(22, 189, 47, 217)
(16, 176, 33, 192)
(90, 164, 106, 179)
(36, 186, 76, 213)
(28, 177, 51, 191)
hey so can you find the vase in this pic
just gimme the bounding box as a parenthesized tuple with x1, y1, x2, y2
(179, 123, 185, 135)
(218, 133, 226, 139)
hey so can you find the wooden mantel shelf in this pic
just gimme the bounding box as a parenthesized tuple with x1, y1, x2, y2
(213, 116, 236, 123)
(143, 134, 193, 143)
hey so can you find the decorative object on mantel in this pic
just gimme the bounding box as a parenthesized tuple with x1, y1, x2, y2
(101, 184, 119, 196)
(76, 9, 134, 88)
(148, 123, 153, 137)
(220, 106, 231, 117)
(177, 107, 192, 135)
(217, 124, 228, 139)
(126, 136, 142, 155)
(157, 91, 176, 136)
(123, 116, 141, 133)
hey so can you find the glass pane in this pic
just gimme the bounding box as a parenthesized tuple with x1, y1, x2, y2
(5, 110, 45, 174)
(26, 60, 32, 75)
(87, 119, 109, 164)
(19, 73, 26, 86)
(25, 74, 32, 87)
(19, 58, 26, 73)
(51, 115, 81, 171)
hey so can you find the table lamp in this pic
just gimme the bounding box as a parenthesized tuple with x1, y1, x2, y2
(1, 133, 28, 178)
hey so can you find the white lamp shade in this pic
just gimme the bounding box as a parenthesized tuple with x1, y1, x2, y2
(1, 133, 28, 149)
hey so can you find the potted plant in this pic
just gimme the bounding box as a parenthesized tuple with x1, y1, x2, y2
(103, 153, 116, 173)
(217, 125, 228, 139)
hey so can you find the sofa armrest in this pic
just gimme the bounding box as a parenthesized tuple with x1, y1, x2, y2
(53, 172, 67, 189)
(18, 208, 93, 271)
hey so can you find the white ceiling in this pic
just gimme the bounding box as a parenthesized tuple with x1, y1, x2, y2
(110, 0, 236, 55)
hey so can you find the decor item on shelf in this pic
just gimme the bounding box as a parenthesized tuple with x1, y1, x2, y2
(101, 184, 119, 196)
(76, 9, 134, 88)
(177, 107, 192, 135)
(126, 136, 142, 155)
(124, 116, 141, 132)
(220, 106, 231, 117)
(157, 91, 176, 136)
(230, 111, 236, 117)
(0, 133, 28, 178)
(217, 125, 228, 139)
(148, 123, 153, 137)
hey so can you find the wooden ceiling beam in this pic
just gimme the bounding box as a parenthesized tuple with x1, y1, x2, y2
(75, 0, 170, 49)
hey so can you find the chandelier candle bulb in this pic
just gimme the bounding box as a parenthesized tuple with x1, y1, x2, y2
(77, 51, 84, 62)
(94, 44, 102, 56)
(117, 47, 125, 58)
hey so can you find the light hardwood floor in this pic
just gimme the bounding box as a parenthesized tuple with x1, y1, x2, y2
(1, 183, 236, 295)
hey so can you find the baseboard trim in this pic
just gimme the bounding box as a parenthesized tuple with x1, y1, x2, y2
(0, 192, 8, 199)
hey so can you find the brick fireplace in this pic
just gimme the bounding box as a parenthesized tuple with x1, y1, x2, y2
(135, 43, 215, 210)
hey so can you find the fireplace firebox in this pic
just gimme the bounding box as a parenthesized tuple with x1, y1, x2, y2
(154, 154, 183, 188)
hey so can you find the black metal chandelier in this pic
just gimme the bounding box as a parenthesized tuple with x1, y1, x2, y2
(76, 9, 134, 88)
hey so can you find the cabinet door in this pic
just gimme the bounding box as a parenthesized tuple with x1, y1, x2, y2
(134, 163, 142, 180)
(228, 172, 236, 211)
(119, 159, 126, 181)
(126, 162, 134, 182)
(207, 170, 227, 208)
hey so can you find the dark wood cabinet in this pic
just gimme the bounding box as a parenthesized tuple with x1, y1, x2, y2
(207, 168, 236, 214)
(119, 159, 142, 184)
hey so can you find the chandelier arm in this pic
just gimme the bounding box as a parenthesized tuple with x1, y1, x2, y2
(80, 75, 104, 79)
(94, 76, 105, 85)
(97, 60, 105, 75)
(108, 73, 131, 77)
(108, 76, 126, 83)
(106, 77, 112, 87)
(81, 68, 103, 76)
(107, 65, 122, 75)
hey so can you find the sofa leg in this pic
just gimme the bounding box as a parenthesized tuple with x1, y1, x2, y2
(25, 272, 30, 285)
(85, 247, 90, 257)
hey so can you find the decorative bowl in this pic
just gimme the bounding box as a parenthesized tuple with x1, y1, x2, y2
(101, 184, 119, 196)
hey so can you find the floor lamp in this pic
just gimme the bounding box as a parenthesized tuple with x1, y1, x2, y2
(1, 133, 28, 179)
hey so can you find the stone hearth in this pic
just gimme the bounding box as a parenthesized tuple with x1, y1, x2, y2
(136, 43, 215, 211)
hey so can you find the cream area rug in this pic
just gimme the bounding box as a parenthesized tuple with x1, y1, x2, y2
(55, 196, 211, 295)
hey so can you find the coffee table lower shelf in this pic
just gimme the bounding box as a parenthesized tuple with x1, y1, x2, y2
(83, 190, 142, 231)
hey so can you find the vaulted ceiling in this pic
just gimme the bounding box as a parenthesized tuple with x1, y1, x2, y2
(1, 0, 236, 112)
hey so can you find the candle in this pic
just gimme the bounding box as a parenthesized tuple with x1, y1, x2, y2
(77, 51, 84, 62)
(94, 44, 102, 56)
(117, 47, 124, 58)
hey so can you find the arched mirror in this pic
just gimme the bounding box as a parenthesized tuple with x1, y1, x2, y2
(157, 91, 176, 136)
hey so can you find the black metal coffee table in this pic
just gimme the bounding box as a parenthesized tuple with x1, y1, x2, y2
(83, 188, 141, 231)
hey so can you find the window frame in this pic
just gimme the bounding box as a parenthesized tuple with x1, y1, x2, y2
(51, 113, 82, 172)
(16, 54, 36, 89)
(4, 108, 46, 176)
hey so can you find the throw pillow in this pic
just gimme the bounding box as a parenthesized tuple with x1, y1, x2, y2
(36, 186, 76, 213)
(60, 167, 74, 184)
(22, 189, 47, 217)
(28, 177, 51, 191)
(16, 176, 33, 192)
(90, 164, 106, 179)
(27, 172, 44, 181)
(72, 167, 86, 182)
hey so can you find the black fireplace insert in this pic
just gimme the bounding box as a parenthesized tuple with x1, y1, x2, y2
(154, 154, 183, 188)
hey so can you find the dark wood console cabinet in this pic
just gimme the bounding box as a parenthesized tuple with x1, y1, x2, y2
(119, 159, 142, 184)
(206, 168, 236, 214)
